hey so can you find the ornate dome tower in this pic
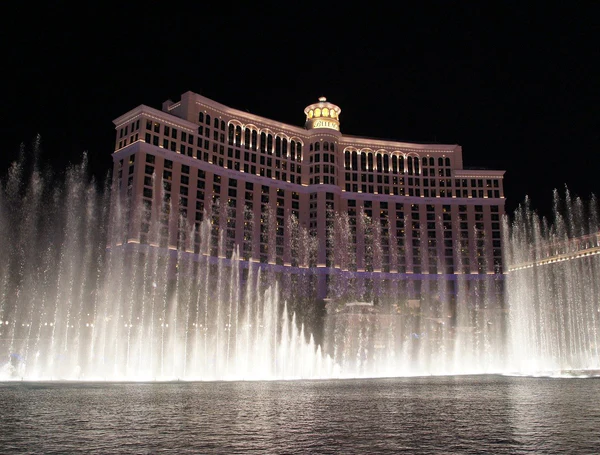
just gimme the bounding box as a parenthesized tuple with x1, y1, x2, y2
(304, 97, 341, 132)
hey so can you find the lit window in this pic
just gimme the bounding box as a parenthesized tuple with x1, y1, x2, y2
(308, 110, 314, 118)
(323, 107, 329, 117)
(315, 108, 321, 117)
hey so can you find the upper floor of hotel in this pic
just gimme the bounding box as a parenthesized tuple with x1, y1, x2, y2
(111, 92, 505, 275)
(113, 91, 505, 200)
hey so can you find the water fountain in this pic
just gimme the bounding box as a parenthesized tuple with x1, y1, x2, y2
(0, 153, 332, 380)
(505, 192, 600, 375)
(0, 150, 598, 380)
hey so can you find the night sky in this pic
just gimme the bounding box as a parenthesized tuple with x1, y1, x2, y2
(3, 3, 598, 219)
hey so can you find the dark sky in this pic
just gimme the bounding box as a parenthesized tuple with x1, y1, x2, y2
(2, 3, 598, 218)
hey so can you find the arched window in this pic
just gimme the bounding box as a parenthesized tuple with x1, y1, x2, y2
(251, 130, 257, 151)
(206, 114, 211, 125)
(290, 141, 296, 160)
(445, 157, 451, 167)
(414, 157, 420, 174)
(352, 151, 358, 170)
(282, 138, 288, 156)
(367, 153, 373, 171)
(244, 128, 250, 149)
(220, 120, 225, 131)
(383, 154, 389, 172)
(330, 143, 335, 152)
(315, 142, 320, 152)
(376, 154, 382, 171)
(267, 134, 273, 154)
(345, 151, 350, 169)
(235, 125, 242, 147)
(422, 157, 428, 166)
(275, 137, 281, 156)
(408, 156, 413, 175)
(296, 142, 302, 162)
(260, 132, 266, 153)
(323, 142, 329, 151)
(399, 156, 404, 173)
(360, 153, 367, 171)
(214, 118, 219, 129)
(198, 112, 204, 123)
(392, 155, 398, 173)
(438, 157, 444, 167)
(228, 124, 235, 145)
(429, 157, 434, 166)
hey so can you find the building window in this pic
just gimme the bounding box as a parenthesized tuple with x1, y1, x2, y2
(251, 130, 258, 151)
(228, 124, 234, 145)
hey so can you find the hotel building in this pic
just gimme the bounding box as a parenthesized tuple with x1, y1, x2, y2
(111, 91, 505, 301)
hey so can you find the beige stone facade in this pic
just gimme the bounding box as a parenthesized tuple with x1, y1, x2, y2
(112, 91, 505, 299)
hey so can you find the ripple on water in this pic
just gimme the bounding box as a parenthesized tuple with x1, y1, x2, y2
(0, 376, 599, 454)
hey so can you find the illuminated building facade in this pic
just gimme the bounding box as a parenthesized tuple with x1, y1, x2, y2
(112, 91, 505, 300)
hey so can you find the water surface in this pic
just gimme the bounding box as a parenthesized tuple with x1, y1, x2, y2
(1, 376, 599, 454)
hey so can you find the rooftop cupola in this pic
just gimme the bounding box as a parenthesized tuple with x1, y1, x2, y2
(304, 97, 341, 131)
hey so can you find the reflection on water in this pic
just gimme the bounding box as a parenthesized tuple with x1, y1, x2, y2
(0, 376, 599, 454)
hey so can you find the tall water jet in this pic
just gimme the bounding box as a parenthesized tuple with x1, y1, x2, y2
(3, 144, 599, 381)
(322, 204, 506, 377)
(0, 152, 330, 380)
(506, 191, 600, 374)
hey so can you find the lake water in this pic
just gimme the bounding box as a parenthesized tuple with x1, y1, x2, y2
(1, 376, 599, 454)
